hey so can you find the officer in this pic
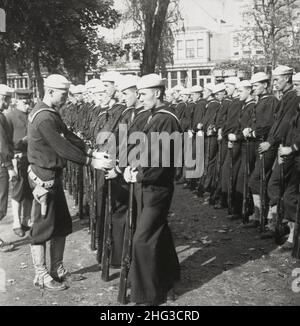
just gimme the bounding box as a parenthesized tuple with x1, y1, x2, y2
(0, 85, 16, 252)
(277, 72, 300, 250)
(246, 72, 279, 228)
(27, 74, 114, 291)
(6, 89, 34, 237)
(123, 74, 181, 306)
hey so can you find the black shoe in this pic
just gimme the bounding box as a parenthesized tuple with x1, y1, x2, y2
(227, 214, 241, 221)
(243, 220, 260, 229)
(52, 272, 85, 283)
(278, 241, 293, 252)
(35, 279, 68, 291)
(260, 230, 275, 239)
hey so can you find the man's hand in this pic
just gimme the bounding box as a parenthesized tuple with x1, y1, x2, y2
(8, 169, 18, 182)
(278, 146, 292, 157)
(243, 128, 252, 138)
(105, 168, 118, 180)
(188, 130, 194, 138)
(91, 157, 114, 171)
(228, 133, 237, 142)
(259, 142, 271, 154)
(124, 166, 138, 183)
(197, 123, 203, 130)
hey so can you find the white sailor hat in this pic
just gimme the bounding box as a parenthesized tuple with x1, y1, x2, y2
(272, 65, 294, 76)
(118, 75, 140, 92)
(204, 83, 215, 92)
(85, 78, 102, 91)
(237, 80, 252, 88)
(72, 85, 86, 94)
(137, 74, 166, 90)
(91, 81, 106, 94)
(180, 88, 192, 96)
(44, 74, 71, 90)
(172, 84, 185, 92)
(212, 83, 226, 94)
(250, 72, 270, 84)
(0, 84, 14, 96)
(190, 85, 203, 93)
(224, 76, 240, 86)
(293, 72, 300, 82)
(101, 71, 121, 84)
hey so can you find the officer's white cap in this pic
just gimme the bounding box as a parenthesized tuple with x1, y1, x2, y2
(172, 84, 185, 92)
(190, 85, 203, 93)
(72, 85, 86, 94)
(204, 83, 215, 92)
(101, 71, 121, 84)
(137, 74, 166, 90)
(293, 72, 300, 82)
(237, 80, 252, 89)
(118, 75, 140, 92)
(224, 77, 240, 86)
(272, 65, 294, 76)
(180, 88, 192, 96)
(85, 78, 102, 91)
(212, 83, 226, 94)
(250, 72, 270, 84)
(44, 74, 71, 90)
(0, 84, 14, 96)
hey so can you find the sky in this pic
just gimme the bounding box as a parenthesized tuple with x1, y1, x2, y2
(99, 0, 248, 41)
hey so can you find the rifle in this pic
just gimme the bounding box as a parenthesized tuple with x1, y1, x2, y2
(90, 166, 97, 251)
(118, 183, 135, 304)
(101, 179, 113, 282)
(292, 185, 300, 259)
(242, 140, 251, 224)
(275, 141, 285, 245)
(78, 166, 84, 220)
(211, 139, 222, 204)
(260, 152, 267, 233)
(227, 142, 234, 215)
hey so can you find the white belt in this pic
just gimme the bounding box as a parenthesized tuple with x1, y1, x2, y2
(28, 166, 55, 189)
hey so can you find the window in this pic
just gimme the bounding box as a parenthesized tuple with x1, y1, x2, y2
(171, 71, 178, 88)
(192, 70, 198, 86)
(197, 39, 204, 58)
(256, 50, 264, 55)
(177, 40, 184, 59)
(180, 71, 188, 86)
(199, 69, 211, 76)
(243, 50, 251, 55)
(186, 40, 196, 58)
(233, 36, 239, 48)
(234, 51, 239, 56)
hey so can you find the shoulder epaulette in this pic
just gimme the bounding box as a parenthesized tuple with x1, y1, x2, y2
(29, 108, 57, 123)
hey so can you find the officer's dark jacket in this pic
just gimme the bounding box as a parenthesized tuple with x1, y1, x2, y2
(267, 88, 299, 146)
(5, 107, 28, 153)
(0, 111, 13, 168)
(250, 94, 279, 140)
(28, 101, 90, 181)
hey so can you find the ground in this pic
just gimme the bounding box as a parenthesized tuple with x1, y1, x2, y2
(0, 185, 300, 306)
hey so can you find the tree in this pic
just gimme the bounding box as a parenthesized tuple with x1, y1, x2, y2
(0, 0, 121, 96)
(124, 0, 182, 75)
(241, 0, 300, 70)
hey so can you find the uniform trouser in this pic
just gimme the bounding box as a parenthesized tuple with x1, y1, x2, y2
(235, 141, 256, 215)
(202, 136, 218, 192)
(267, 155, 295, 207)
(129, 184, 180, 304)
(12, 198, 32, 229)
(221, 142, 242, 214)
(0, 166, 8, 221)
(283, 166, 300, 223)
(30, 236, 67, 285)
(249, 144, 278, 195)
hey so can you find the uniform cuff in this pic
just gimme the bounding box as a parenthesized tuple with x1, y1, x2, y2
(292, 144, 299, 152)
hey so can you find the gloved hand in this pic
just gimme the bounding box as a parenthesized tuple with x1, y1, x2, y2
(228, 141, 234, 149)
(105, 168, 118, 180)
(259, 142, 271, 154)
(124, 166, 138, 183)
(197, 123, 203, 130)
(279, 146, 292, 157)
(243, 128, 252, 138)
(228, 133, 237, 142)
(91, 157, 114, 171)
(8, 168, 18, 182)
(197, 130, 204, 137)
(188, 130, 194, 138)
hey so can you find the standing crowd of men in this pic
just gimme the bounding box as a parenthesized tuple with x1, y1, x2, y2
(0, 64, 299, 305)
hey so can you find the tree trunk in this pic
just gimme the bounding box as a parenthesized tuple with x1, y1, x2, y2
(32, 49, 44, 98)
(0, 55, 7, 84)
